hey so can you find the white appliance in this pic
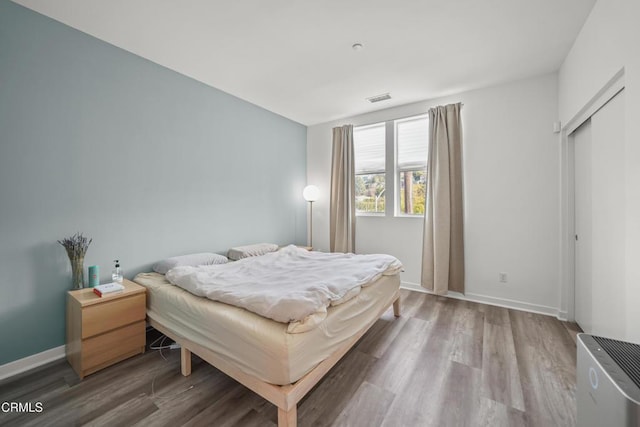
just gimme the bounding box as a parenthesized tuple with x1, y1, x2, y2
(577, 334, 640, 426)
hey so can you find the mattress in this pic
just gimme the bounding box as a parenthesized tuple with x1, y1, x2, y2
(134, 271, 400, 385)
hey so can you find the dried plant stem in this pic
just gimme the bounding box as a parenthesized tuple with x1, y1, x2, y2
(58, 232, 92, 289)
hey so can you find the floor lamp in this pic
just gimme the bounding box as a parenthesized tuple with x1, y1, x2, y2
(303, 185, 319, 248)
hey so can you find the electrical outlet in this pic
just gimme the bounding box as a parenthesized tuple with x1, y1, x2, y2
(499, 272, 508, 283)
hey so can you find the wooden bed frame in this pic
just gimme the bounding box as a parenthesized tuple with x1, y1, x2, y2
(147, 289, 401, 427)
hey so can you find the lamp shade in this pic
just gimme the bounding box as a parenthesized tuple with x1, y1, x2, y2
(303, 185, 319, 202)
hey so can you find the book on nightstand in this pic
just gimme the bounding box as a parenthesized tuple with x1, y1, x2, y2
(93, 282, 125, 297)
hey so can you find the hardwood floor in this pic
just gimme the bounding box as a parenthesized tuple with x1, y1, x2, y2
(0, 290, 579, 427)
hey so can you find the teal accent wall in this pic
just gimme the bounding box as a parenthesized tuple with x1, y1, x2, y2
(0, 1, 307, 365)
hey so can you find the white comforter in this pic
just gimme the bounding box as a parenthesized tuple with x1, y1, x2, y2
(166, 245, 402, 330)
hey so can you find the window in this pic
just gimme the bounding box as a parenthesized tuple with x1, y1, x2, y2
(354, 114, 429, 216)
(354, 123, 385, 214)
(396, 115, 428, 215)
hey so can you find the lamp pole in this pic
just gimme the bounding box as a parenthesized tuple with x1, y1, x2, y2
(303, 185, 319, 249)
(309, 200, 313, 248)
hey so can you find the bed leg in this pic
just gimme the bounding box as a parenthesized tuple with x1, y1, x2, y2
(181, 346, 192, 376)
(393, 297, 401, 317)
(277, 406, 297, 427)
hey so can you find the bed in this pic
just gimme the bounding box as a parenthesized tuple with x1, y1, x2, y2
(133, 248, 401, 427)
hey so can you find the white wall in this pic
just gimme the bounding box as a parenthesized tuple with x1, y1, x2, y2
(308, 73, 562, 315)
(558, 0, 640, 343)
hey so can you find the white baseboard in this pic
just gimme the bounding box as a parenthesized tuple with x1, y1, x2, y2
(0, 345, 66, 382)
(400, 281, 561, 319)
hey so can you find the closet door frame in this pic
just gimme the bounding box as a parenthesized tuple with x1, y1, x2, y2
(570, 119, 592, 331)
(559, 68, 625, 322)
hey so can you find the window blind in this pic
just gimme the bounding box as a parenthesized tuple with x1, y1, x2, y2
(397, 116, 428, 170)
(354, 123, 385, 173)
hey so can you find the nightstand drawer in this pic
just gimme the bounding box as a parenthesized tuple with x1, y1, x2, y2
(82, 320, 145, 369)
(82, 293, 145, 338)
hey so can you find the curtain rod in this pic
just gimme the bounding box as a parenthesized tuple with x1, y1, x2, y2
(349, 102, 464, 128)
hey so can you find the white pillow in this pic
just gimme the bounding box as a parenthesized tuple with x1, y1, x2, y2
(227, 243, 279, 261)
(153, 252, 228, 274)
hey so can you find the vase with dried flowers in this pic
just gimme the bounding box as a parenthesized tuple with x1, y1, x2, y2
(58, 232, 92, 289)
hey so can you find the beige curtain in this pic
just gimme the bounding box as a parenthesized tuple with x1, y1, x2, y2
(421, 103, 464, 294)
(330, 125, 356, 253)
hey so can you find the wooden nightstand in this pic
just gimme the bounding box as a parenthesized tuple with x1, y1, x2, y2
(66, 279, 146, 379)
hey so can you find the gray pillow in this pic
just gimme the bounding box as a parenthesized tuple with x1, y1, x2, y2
(153, 252, 228, 274)
(227, 243, 279, 261)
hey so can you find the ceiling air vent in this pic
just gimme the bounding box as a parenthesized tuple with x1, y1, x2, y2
(366, 93, 391, 103)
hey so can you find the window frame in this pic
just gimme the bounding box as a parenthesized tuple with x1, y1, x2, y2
(354, 122, 387, 216)
(353, 113, 429, 218)
(394, 114, 428, 217)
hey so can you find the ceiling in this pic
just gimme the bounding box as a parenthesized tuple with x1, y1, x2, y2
(13, 0, 596, 125)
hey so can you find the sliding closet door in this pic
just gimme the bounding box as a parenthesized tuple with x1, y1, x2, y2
(573, 120, 592, 334)
(590, 90, 626, 339)
(573, 89, 626, 339)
